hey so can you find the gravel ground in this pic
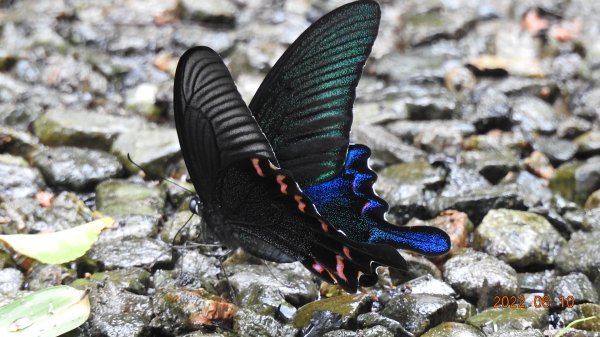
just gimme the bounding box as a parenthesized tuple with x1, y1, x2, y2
(1, 0, 600, 336)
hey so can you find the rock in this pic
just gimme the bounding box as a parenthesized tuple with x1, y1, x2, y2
(559, 304, 600, 332)
(458, 150, 519, 184)
(236, 308, 297, 337)
(86, 237, 172, 270)
(111, 128, 180, 177)
(379, 160, 446, 189)
(381, 293, 457, 336)
(357, 312, 412, 337)
(160, 210, 203, 245)
(33, 146, 123, 190)
(27, 264, 73, 291)
(474, 209, 566, 268)
(494, 77, 558, 101)
(532, 137, 578, 165)
(575, 157, 600, 205)
(396, 274, 457, 298)
(322, 329, 357, 337)
(563, 209, 600, 232)
(374, 52, 448, 84)
(400, 10, 477, 47)
(172, 26, 234, 53)
(95, 179, 166, 217)
(422, 322, 485, 337)
(293, 294, 372, 331)
(485, 329, 544, 337)
(518, 270, 557, 293)
(33, 109, 147, 151)
(586, 190, 600, 209)
(82, 282, 152, 337)
(173, 250, 221, 291)
(571, 87, 600, 121)
(150, 288, 235, 335)
(390, 252, 443, 284)
(557, 116, 593, 139)
(405, 90, 457, 120)
(298, 311, 345, 337)
(228, 262, 317, 311)
(466, 308, 547, 334)
(0, 127, 39, 159)
(71, 268, 151, 295)
(455, 299, 476, 323)
(0, 268, 23, 296)
(179, 0, 237, 26)
(387, 120, 475, 143)
(374, 176, 429, 224)
(125, 83, 162, 118)
(463, 131, 527, 152)
(357, 325, 395, 337)
(524, 151, 555, 180)
(575, 131, 600, 156)
(97, 215, 160, 242)
(424, 210, 472, 259)
(0, 154, 45, 200)
(445, 66, 476, 93)
(546, 273, 599, 308)
(468, 89, 512, 133)
(556, 231, 600, 281)
(443, 249, 518, 307)
(351, 124, 426, 165)
(511, 96, 561, 134)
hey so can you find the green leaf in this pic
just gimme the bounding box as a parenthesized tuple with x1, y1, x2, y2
(0, 285, 90, 336)
(0, 217, 113, 264)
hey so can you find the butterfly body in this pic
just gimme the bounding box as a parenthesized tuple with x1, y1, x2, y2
(174, 1, 451, 293)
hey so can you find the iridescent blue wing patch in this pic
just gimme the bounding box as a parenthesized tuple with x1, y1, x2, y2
(304, 144, 451, 255)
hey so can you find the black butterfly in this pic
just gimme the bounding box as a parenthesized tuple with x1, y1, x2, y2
(173, 0, 450, 293)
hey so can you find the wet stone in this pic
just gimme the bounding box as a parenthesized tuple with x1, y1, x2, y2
(563, 208, 600, 232)
(443, 249, 518, 307)
(83, 282, 152, 337)
(575, 131, 600, 157)
(33, 146, 123, 191)
(533, 136, 578, 165)
(431, 183, 525, 224)
(405, 89, 457, 120)
(0, 127, 39, 159)
(389, 252, 442, 284)
(571, 87, 600, 121)
(463, 131, 528, 152)
(97, 215, 160, 242)
(95, 179, 166, 217)
(414, 124, 465, 155)
(172, 26, 234, 53)
(27, 264, 72, 291)
(557, 116, 593, 139)
(71, 268, 151, 295)
(357, 325, 394, 337)
(381, 293, 457, 336)
(0, 154, 45, 200)
(357, 312, 412, 337)
(160, 210, 203, 245)
(559, 304, 600, 332)
(485, 329, 544, 337)
(293, 294, 372, 331)
(322, 329, 357, 337)
(0, 268, 23, 296)
(546, 273, 599, 308)
(179, 0, 237, 26)
(374, 52, 448, 83)
(518, 270, 557, 293)
(467, 308, 547, 334)
(86, 237, 172, 270)
(150, 288, 235, 335)
(494, 77, 558, 101)
(474, 209, 566, 268)
(378, 160, 447, 189)
(32, 109, 147, 151)
(469, 89, 512, 133)
(511, 96, 561, 134)
(111, 128, 180, 177)
(396, 274, 457, 298)
(236, 308, 297, 337)
(585, 189, 600, 209)
(575, 157, 600, 205)
(374, 177, 429, 224)
(351, 124, 426, 165)
(556, 231, 600, 281)
(387, 120, 475, 143)
(455, 299, 476, 323)
(458, 150, 519, 184)
(174, 250, 221, 291)
(421, 322, 485, 337)
(229, 262, 317, 310)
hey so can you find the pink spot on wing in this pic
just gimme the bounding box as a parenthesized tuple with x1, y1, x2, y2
(276, 175, 288, 194)
(251, 158, 264, 177)
(312, 262, 324, 273)
(336, 255, 348, 281)
(319, 220, 329, 232)
(361, 202, 370, 214)
(294, 195, 306, 212)
(343, 246, 352, 260)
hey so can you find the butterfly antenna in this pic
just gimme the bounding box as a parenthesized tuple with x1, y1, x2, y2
(126, 153, 194, 194)
(172, 212, 195, 247)
(216, 251, 238, 305)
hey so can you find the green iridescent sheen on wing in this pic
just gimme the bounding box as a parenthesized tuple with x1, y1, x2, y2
(249, 0, 381, 188)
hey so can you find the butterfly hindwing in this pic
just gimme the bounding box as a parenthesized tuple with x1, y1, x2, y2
(305, 144, 451, 255)
(249, 0, 381, 188)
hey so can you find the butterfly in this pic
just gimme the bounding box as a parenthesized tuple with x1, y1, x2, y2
(173, 0, 450, 293)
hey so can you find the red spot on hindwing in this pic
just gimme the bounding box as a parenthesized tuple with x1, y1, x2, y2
(276, 175, 288, 194)
(294, 195, 306, 212)
(251, 158, 265, 177)
(336, 255, 348, 281)
(319, 220, 329, 232)
(343, 246, 352, 260)
(312, 262, 324, 273)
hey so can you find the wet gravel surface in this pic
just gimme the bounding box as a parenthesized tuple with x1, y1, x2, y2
(1, 0, 600, 336)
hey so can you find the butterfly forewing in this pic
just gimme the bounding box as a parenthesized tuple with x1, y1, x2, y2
(249, 0, 381, 188)
(174, 46, 277, 203)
